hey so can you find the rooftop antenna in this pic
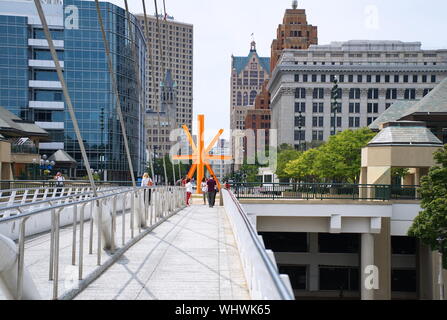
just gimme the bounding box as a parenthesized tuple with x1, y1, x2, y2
(292, 0, 298, 9)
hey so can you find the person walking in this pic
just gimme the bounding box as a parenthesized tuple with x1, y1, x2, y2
(141, 172, 153, 204)
(200, 178, 208, 205)
(54, 172, 65, 197)
(185, 179, 193, 206)
(206, 176, 217, 208)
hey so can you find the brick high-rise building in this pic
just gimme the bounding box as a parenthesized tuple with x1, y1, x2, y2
(244, 0, 318, 152)
(270, 0, 318, 71)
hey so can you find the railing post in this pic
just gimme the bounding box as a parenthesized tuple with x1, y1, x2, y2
(52, 209, 61, 300)
(49, 209, 55, 280)
(111, 195, 117, 253)
(16, 217, 29, 300)
(97, 201, 102, 266)
(72, 204, 77, 266)
(79, 204, 85, 280)
(130, 191, 135, 238)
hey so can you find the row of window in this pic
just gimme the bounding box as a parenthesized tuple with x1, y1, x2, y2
(236, 90, 258, 106)
(295, 102, 388, 114)
(295, 87, 431, 100)
(295, 73, 437, 84)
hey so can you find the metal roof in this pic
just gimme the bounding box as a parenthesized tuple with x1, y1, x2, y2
(368, 121, 443, 146)
(369, 101, 417, 130)
(0, 106, 49, 139)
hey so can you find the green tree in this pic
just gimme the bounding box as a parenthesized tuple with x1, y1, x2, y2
(408, 145, 447, 268)
(312, 128, 376, 183)
(285, 148, 320, 181)
(150, 156, 190, 185)
(276, 147, 302, 181)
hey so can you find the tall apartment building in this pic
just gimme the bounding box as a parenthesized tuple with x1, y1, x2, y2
(269, 41, 447, 148)
(209, 139, 231, 181)
(136, 14, 193, 158)
(0, 0, 147, 180)
(244, 1, 318, 152)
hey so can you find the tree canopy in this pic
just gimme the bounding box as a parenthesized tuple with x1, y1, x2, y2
(283, 128, 376, 183)
(275, 145, 302, 180)
(408, 145, 447, 268)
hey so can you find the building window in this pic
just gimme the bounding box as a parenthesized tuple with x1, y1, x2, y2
(386, 89, 397, 100)
(321, 74, 326, 83)
(431, 75, 436, 83)
(258, 232, 308, 252)
(312, 74, 317, 82)
(367, 75, 372, 83)
(392, 270, 417, 293)
(349, 88, 360, 99)
(367, 103, 379, 113)
(294, 74, 300, 82)
(303, 74, 308, 82)
(423, 88, 432, 97)
(385, 75, 390, 83)
(319, 267, 359, 291)
(279, 266, 307, 291)
(422, 75, 427, 83)
(357, 75, 363, 83)
(312, 103, 324, 113)
(367, 88, 379, 99)
(404, 89, 416, 100)
(236, 92, 242, 106)
(294, 130, 306, 141)
(295, 88, 306, 99)
(249, 90, 257, 105)
(313, 88, 324, 99)
(295, 102, 306, 113)
(243, 92, 248, 106)
(331, 117, 342, 128)
(312, 130, 324, 141)
(349, 103, 360, 113)
(349, 117, 360, 128)
(403, 75, 409, 83)
(394, 75, 400, 83)
(412, 75, 418, 83)
(392, 236, 417, 255)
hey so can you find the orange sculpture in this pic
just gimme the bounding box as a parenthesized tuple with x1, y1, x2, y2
(173, 115, 232, 194)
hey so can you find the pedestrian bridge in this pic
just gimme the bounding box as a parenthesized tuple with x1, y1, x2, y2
(0, 186, 294, 300)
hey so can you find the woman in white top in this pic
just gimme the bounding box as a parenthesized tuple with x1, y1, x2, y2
(200, 178, 208, 205)
(141, 173, 153, 204)
(185, 179, 193, 206)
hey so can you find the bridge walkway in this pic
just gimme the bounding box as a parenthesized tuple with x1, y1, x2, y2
(74, 202, 250, 300)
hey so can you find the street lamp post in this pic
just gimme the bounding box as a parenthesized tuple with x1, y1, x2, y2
(331, 78, 340, 136)
(297, 111, 304, 151)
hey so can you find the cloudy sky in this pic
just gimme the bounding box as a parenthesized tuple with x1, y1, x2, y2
(100, 0, 447, 140)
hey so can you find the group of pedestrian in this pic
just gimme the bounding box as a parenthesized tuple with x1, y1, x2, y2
(183, 175, 219, 208)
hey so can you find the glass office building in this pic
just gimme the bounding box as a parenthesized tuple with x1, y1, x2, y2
(0, 0, 146, 180)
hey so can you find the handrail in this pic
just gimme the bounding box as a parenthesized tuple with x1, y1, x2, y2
(0, 186, 186, 300)
(223, 189, 294, 300)
(0, 186, 126, 215)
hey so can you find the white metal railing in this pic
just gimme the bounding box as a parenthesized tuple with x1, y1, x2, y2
(0, 186, 186, 300)
(0, 186, 117, 214)
(222, 189, 295, 300)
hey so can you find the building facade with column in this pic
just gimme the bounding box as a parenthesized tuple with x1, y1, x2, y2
(136, 14, 193, 158)
(0, 0, 147, 180)
(268, 41, 447, 148)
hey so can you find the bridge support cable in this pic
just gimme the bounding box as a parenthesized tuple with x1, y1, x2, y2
(139, 1, 156, 184)
(32, 0, 98, 198)
(141, 0, 168, 185)
(123, 0, 155, 185)
(94, 0, 137, 189)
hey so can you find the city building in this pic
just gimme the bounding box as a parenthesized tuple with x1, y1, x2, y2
(244, 1, 318, 155)
(370, 77, 447, 143)
(230, 41, 270, 169)
(268, 41, 447, 148)
(0, 0, 147, 180)
(136, 14, 193, 158)
(208, 138, 231, 181)
(0, 106, 49, 180)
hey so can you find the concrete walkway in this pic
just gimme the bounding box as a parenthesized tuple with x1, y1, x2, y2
(74, 203, 250, 300)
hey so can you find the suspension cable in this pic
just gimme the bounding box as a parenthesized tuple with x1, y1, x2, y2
(123, 0, 154, 182)
(153, 0, 169, 185)
(141, 0, 168, 185)
(140, 0, 156, 182)
(94, 0, 137, 188)
(32, 0, 98, 198)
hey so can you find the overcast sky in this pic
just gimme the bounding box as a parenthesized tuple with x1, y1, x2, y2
(99, 0, 447, 140)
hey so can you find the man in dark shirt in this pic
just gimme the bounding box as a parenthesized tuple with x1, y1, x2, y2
(206, 176, 217, 208)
